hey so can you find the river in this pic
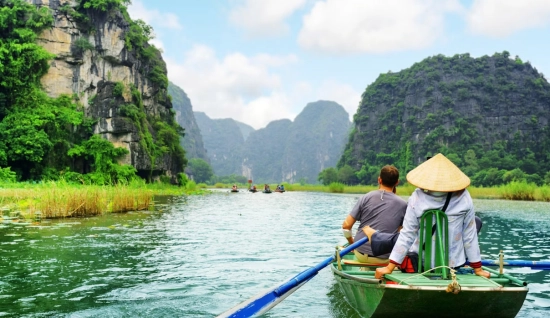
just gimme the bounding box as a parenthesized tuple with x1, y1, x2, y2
(0, 190, 549, 317)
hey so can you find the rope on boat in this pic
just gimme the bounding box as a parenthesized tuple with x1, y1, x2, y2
(396, 265, 461, 294)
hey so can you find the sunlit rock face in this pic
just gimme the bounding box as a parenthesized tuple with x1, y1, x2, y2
(26, 0, 182, 179)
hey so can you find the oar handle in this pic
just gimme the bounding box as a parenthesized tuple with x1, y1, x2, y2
(273, 237, 369, 296)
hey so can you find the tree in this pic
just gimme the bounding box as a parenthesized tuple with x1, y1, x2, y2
(188, 158, 213, 183)
(338, 165, 358, 185)
(318, 167, 337, 185)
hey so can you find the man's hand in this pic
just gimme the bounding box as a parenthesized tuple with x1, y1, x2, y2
(375, 264, 395, 279)
(474, 268, 490, 278)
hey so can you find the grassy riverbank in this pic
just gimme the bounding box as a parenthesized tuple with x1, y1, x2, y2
(0, 180, 208, 219)
(211, 181, 550, 202)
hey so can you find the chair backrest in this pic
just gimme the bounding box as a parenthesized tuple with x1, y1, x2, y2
(418, 209, 449, 278)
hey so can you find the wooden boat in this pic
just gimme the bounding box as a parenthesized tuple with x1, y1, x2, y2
(331, 254, 528, 317)
(249, 189, 257, 193)
(274, 189, 285, 193)
(332, 208, 528, 317)
(263, 190, 272, 193)
(230, 189, 239, 193)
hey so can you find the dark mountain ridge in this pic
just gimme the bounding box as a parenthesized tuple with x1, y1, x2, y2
(168, 82, 209, 162)
(196, 101, 351, 183)
(194, 112, 245, 176)
(339, 51, 550, 186)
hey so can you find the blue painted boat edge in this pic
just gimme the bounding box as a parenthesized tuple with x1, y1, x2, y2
(478, 260, 550, 270)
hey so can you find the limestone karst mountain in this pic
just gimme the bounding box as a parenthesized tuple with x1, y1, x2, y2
(168, 82, 208, 162)
(195, 101, 351, 183)
(339, 52, 550, 186)
(11, 0, 186, 181)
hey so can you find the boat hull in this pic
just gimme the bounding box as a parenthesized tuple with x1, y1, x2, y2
(332, 267, 528, 318)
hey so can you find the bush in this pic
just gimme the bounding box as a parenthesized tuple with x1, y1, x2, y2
(214, 183, 224, 188)
(328, 182, 345, 193)
(74, 37, 94, 53)
(0, 167, 17, 183)
(113, 82, 124, 97)
(177, 173, 188, 186)
(185, 180, 196, 191)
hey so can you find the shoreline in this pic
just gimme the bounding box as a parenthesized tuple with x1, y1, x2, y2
(213, 181, 550, 202)
(0, 181, 209, 220)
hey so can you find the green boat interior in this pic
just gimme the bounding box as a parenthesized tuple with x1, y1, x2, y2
(336, 252, 526, 288)
(332, 208, 528, 317)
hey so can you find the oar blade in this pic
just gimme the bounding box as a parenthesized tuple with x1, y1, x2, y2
(218, 237, 369, 317)
(217, 279, 309, 318)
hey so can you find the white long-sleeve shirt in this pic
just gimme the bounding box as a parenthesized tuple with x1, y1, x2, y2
(389, 188, 482, 268)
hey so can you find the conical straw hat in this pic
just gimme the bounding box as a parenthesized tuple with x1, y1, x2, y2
(406, 153, 470, 192)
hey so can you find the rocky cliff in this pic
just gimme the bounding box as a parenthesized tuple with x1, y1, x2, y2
(194, 112, 246, 176)
(280, 101, 351, 183)
(168, 82, 208, 162)
(25, 0, 184, 180)
(196, 101, 351, 183)
(242, 119, 292, 182)
(339, 52, 550, 185)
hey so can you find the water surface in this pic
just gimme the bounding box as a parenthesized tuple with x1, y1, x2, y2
(0, 190, 548, 317)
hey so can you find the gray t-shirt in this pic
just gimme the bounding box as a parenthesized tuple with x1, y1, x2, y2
(349, 190, 407, 258)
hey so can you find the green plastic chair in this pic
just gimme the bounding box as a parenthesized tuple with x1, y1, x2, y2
(418, 209, 449, 279)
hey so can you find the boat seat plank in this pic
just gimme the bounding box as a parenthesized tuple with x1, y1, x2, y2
(342, 259, 389, 266)
(385, 272, 502, 287)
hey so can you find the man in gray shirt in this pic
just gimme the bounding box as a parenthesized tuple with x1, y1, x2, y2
(342, 165, 407, 264)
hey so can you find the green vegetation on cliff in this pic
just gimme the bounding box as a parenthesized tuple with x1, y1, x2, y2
(0, 0, 185, 184)
(339, 52, 550, 187)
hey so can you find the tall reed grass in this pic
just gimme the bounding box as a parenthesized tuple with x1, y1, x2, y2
(0, 180, 199, 219)
(499, 181, 537, 201)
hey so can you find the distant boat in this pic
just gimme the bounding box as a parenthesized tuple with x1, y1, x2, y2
(262, 190, 272, 193)
(274, 189, 285, 193)
(230, 189, 239, 193)
(249, 189, 258, 193)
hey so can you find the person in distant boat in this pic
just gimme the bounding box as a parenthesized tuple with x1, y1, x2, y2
(280, 184, 285, 191)
(232, 184, 237, 190)
(252, 185, 257, 191)
(341, 165, 407, 265)
(374, 154, 491, 279)
(276, 185, 280, 191)
(264, 184, 270, 191)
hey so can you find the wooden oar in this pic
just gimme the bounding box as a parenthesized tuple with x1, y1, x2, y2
(480, 259, 550, 270)
(217, 237, 369, 318)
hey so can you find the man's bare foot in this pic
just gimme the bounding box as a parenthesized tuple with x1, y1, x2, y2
(362, 225, 377, 242)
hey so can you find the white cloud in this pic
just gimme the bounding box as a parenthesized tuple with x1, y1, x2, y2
(167, 45, 298, 129)
(127, 0, 183, 30)
(467, 0, 550, 37)
(315, 80, 361, 120)
(298, 0, 461, 54)
(229, 0, 307, 37)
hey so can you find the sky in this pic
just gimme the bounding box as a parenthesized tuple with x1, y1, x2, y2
(128, 0, 550, 129)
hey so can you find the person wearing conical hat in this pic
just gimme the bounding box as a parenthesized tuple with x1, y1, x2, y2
(374, 154, 490, 279)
